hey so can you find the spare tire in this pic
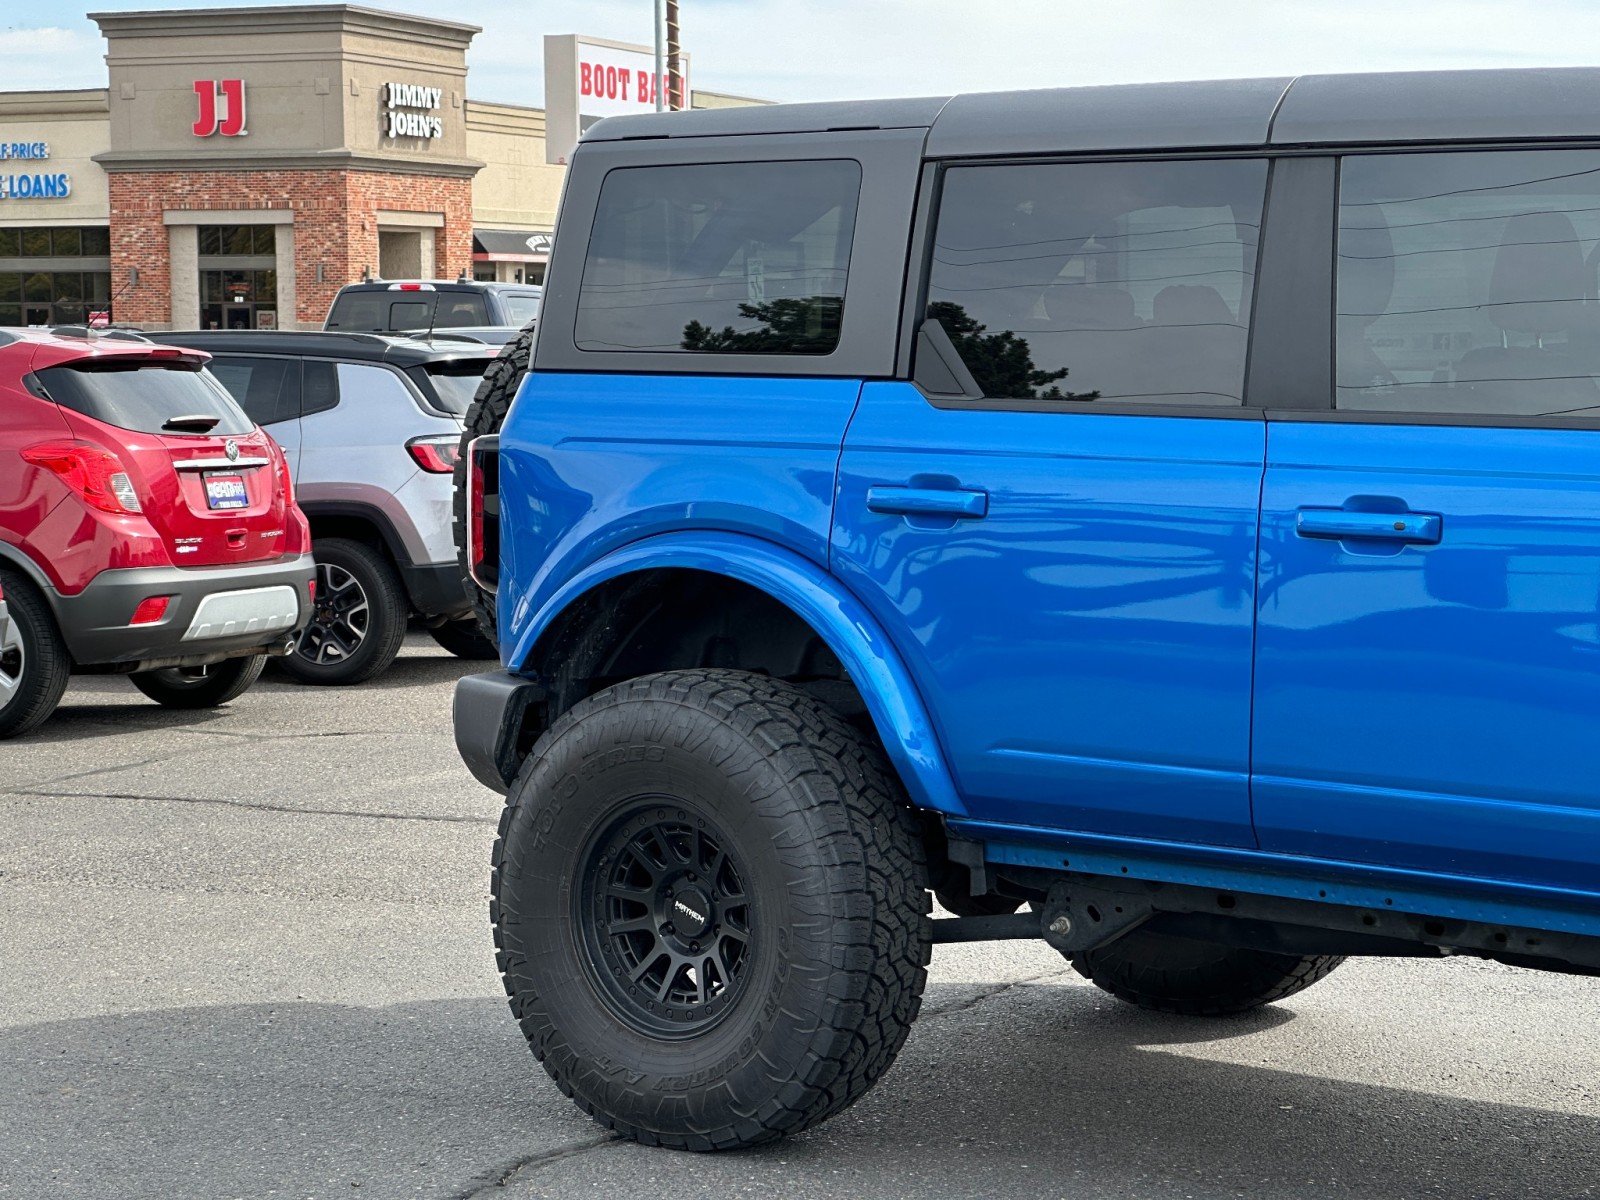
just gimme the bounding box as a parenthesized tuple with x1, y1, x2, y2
(451, 324, 533, 646)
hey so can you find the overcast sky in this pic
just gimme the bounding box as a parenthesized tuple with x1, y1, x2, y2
(6, 0, 1600, 106)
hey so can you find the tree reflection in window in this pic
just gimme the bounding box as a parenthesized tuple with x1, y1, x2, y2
(681, 295, 843, 354)
(926, 301, 1083, 400)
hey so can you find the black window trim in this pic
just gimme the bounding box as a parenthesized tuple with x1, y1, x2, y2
(905, 150, 1285, 417)
(533, 128, 930, 380)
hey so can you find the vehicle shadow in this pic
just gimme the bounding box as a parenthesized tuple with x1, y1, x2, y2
(257, 649, 485, 693)
(2, 985, 1594, 1199)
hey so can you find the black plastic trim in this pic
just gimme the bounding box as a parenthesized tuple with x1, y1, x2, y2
(297, 501, 412, 568)
(895, 162, 943, 380)
(453, 670, 547, 795)
(1268, 408, 1600, 431)
(1243, 156, 1336, 411)
(50, 554, 314, 667)
(401, 560, 471, 617)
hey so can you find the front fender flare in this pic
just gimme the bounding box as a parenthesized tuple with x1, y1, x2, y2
(507, 531, 966, 817)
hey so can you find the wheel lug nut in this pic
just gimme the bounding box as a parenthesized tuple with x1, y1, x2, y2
(690, 942, 699, 952)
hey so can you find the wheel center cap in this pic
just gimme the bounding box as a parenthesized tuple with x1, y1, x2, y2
(668, 887, 712, 937)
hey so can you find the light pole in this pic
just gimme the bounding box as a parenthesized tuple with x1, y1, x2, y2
(654, 0, 665, 112)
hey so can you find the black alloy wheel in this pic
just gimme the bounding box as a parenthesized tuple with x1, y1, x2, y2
(280, 538, 407, 686)
(492, 668, 932, 1151)
(303, 560, 370, 666)
(577, 801, 754, 1039)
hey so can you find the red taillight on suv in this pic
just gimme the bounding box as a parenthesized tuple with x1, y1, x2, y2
(21, 439, 143, 514)
(467, 435, 498, 592)
(406, 435, 461, 474)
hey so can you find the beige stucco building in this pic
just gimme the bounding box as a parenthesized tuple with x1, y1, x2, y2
(0, 4, 758, 330)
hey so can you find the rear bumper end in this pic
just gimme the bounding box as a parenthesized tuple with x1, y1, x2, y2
(55, 554, 316, 668)
(402, 560, 471, 618)
(453, 670, 546, 794)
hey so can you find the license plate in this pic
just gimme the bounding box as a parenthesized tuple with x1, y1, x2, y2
(204, 475, 248, 510)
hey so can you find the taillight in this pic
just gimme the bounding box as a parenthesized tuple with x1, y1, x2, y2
(21, 439, 143, 514)
(406, 435, 461, 474)
(467, 435, 498, 592)
(273, 444, 295, 504)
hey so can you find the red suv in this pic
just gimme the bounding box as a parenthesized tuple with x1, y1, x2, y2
(0, 328, 314, 738)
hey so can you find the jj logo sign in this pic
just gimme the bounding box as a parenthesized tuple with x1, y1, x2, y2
(193, 80, 247, 138)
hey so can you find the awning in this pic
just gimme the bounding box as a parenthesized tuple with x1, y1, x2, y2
(472, 228, 553, 262)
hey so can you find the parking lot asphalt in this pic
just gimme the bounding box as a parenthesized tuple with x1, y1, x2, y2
(3, 634, 1598, 1199)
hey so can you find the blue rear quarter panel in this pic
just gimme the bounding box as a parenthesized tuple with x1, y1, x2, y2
(495, 371, 862, 657)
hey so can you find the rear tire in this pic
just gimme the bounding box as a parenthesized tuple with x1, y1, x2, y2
(492, 668, 931, 1150)
(130, 654, 265, 709)
(451, 324, 532, 646)
(0, 571, 71, 739)
(281, 538, 407, 686)
(1067, 926, 1344, 1016)
(427, 618, 497, 660)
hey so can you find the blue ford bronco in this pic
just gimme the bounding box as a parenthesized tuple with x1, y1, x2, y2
(453, 67, 1600, 1150)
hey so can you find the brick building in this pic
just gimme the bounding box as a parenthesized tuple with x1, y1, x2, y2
(0, 5, 762, 331)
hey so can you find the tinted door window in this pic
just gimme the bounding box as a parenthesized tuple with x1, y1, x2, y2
(1339, 150, 1600, 417)
(207, 355, 300, 426)
(924, 159, 1267, 406)
(575, 159, 862, 355)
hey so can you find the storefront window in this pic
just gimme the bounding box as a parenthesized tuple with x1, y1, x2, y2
(0, 270, 112, 326)
(0, 227, 113, 258)
(200, 268, 278, 329)
(198, 226, 276, 257)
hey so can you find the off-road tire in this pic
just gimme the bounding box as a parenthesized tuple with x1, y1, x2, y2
(280, 538, 408, 686)
(491, 668, 932, 1151)
(130, 654, 266, 709)
(426, 617, 498, 660)
(0, 571, 71, 739)
(1068, 926, 1345, 1016)
(451, 324, 532, 645)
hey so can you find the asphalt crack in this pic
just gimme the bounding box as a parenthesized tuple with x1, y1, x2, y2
(918, 969, 1069, 1020)
(449, 1134, 621, 1198)
(5, 789, 496, 825)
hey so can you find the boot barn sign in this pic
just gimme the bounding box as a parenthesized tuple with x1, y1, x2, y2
(542, 34, 689, 164)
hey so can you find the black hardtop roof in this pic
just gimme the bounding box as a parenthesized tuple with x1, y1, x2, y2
(144, 329, 499, 366)
(583, 67, 1600, 154)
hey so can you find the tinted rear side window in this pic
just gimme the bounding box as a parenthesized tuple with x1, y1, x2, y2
(924, 158, 1267, 405)
(1338, 150, 1600, 418)
(409, 359, 493, 414)
(38, 362, 255, 436)
(207, 355, 300, 426)
(499, 293, 540, 325)
(575, 159, 862, 355)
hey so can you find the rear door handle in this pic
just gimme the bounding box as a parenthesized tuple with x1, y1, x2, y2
(1295, 509, 1442, 544)
(866, 486, 988, 519)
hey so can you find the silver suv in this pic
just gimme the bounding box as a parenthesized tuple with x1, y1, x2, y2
(148, 330, 498, 683)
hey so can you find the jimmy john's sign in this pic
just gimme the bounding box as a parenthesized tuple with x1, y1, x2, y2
(383, 81, 444, 139)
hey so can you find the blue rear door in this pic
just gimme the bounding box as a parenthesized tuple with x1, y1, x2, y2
(1252, 149, 1600, 896)
(833, 156, 1271, 844)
